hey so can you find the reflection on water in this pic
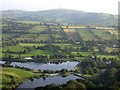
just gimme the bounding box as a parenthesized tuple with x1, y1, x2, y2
(11, 61, 78, 71)
(0, 61, 6, 65)
(17, 74, 80, 89)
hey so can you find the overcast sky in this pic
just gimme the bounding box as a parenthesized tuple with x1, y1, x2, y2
(0, 0, 119, 15)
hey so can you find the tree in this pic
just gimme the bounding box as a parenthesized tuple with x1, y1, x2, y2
(60, 69, 68, 74)
(115, 69, 120, 81)
(66, 80, 86, 90)
(101, 68, 117, 78)
(93, 67, 100, 74)
(69, 55, 74, 58)
(87, 66, 94, 75)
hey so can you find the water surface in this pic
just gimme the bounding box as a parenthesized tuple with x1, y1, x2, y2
(17, 74, 80, 89)
(11, 61, 78, 71)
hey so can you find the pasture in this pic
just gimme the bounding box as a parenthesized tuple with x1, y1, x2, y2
(64, 29, 79, 40)
(2, 67, 36, 88)
(77, 29, 99, 41)
(35, 34, 50, 41)
(16, 34, 37, 40)
(2, 45, 25, 52)
(19, 43, 45, 47)
(106, 29, 118, 39)
(28, 26, 48, 34)
(92, 29, 116, 40)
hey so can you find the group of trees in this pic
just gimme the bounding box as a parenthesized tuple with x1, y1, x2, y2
(42, 69, 71, 75)
(2, 78, 23, 90)
(37, 44, 61, 52)
(3, 47, 35, 55)
(77, 56, 119, 75)
(2, 19, 37, 33)
(92, 68, 120, 88)
(85, 40, 119, 55)
(35, 79, 87, 90)
(2, 38, 20, 47)
(76, 56, 120, 88)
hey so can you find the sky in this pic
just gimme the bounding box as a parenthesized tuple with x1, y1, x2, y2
(0, 0, 120, 15)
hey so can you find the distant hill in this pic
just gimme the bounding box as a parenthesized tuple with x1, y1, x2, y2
(2, 9, 118, 26)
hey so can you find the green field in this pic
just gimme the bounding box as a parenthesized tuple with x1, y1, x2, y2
(51, 28, 66, 43)
(97, 54, 117, 58)
(36, 34, 50, 41)
(77, 29, 99, 41)
(19, 50, 51, 57)
(92, 29, 116, 40)
(17, 20, 40, 24)
(71, 51, 92, 56)
(53, 43, 80, 48)
(2, 45, 25, 52)
(1, 67, 36, 88)
(28, 26, 48, 34)
(19, 43, 45, 46)
(2, 50, 51, 58)
(64, 28, 79, 40)
(16, 34, 37, 40)
(106, 29, 118, 39)
(2, 33, 20, 39)
(50, 26, 61, 29)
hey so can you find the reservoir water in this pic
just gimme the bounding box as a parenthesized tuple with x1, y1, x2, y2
(11, 61, 78, 71)
(17, 74, 80, 89)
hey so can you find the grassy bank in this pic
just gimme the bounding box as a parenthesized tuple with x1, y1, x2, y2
(1, 67, 39, 88)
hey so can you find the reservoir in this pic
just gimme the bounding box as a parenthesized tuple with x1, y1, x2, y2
(11, 61, 78, 71)
(17, 74, 80, 89)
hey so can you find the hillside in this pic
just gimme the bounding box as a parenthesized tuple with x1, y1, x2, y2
(2, 9, 117, 26)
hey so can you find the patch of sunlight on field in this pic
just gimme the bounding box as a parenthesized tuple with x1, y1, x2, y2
(97, 55, 117, 59)
(19, 43, 45, 46)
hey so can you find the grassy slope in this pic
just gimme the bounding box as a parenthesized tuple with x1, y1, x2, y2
(16, 34, 37, 40)
(36, 34, 50, 41)
(92, 29, 116, 40)
(2, 45, 24, 52)
(1, 67, 36, 88)
(106, 30, 118, 39)
(64, 28, 79, 40)
(28, 26, 48, 34)
(77, 29, 98, 41)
